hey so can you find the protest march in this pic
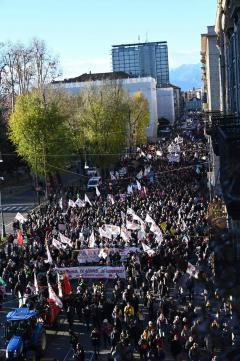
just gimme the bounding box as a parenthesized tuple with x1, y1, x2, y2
(0, 118, 234, 361)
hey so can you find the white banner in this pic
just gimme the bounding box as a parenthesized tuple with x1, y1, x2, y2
(77, 247, 139, 264)
(15, 212, 27, 224)
(105, 224, 120, 237)
(56, 266, 126, 279)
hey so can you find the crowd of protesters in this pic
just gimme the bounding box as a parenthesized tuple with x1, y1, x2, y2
(0, 117, 238, 361)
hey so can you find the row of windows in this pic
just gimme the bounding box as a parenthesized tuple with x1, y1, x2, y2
(226, 22, 240, 114)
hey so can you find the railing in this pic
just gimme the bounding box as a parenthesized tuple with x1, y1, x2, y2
(204, 112, 240, 155)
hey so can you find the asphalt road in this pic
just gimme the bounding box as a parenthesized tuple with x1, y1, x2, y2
(0, 285, 110, 361)
(0, 280, 178, 361)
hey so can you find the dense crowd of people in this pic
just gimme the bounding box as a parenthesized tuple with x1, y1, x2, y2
(0, 117, 238, 361)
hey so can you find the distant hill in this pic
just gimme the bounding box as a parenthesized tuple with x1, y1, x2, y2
(170, 63, 201, 90)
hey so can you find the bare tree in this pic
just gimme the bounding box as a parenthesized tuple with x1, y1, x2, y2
(0, 39, 61, 111)
(31, 38, 61, 91)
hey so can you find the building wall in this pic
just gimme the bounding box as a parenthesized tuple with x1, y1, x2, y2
(185, 97, 202, 111)
(207, 33, 221, 111)
(156, 88, 175, 125)
(56, 77, 158, 140)
(201, 26, 221, 112)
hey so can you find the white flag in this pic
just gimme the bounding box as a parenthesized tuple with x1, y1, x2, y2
(59, 197, 63, 210)
(57, 273, 63, 298)
(75, 198, 85, 208)
(142, 242, 155, 256)
(136, 170, 143, 180)
(52, 238, 67, 250)
(150, 223, 162, 236)
(145, 214, 155, 224)
(155, 231, 163, 244)
(132, 213, 145, 226)
(108, 194, 115, 205)
(84, 194, 92, 206)
(48, 283, 63, 308)
(136, 180, 141, 191)
(110, 171, 116, 180)
(138, 228, 146, 241)
(121, 211, 126, 224)
(105, 224, 120, 237)
(45, 244, 53, 264)
(18, 291, 24, 308)
(59, 233, 73, 248)
(15, 212, 27, 224)
(68, 199, 76, 208)
(96, 187, 100, 197)
(120, 226, 130, 242)
(127, 185, 133, 194)
(34, 272, 39, 295)
(88, 231, 96, 248)
(99, 227, 112, 239)
(186, 262, 198, 278)
(144, 166, 151, 177)
(127, 208, 135, 216)
(126, 220, 141, 231)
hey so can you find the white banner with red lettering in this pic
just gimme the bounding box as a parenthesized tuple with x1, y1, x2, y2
(77, 247, 139, 264)
(55, 266, 126, 279)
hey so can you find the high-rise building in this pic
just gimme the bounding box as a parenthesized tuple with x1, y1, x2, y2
(112, 41, 169, 87)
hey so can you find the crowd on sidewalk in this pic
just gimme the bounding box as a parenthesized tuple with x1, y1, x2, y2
(0, 119, 238, 361)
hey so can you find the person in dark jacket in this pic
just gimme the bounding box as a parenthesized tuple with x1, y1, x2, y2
(170, 334, 182, 361)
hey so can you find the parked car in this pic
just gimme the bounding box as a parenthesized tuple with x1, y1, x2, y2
(87, 177, 102, 190)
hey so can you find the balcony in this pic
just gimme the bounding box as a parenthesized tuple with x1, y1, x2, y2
(204, 111, 223, 154)
(208, 198, 228, 232)
(218, 119, 240, 220)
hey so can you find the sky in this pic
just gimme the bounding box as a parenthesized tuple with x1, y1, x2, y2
(0, 0, 217, 79)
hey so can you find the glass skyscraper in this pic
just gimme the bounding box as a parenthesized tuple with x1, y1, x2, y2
(112, 41, 169, 87)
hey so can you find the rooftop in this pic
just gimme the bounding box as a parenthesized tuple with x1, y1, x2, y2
(112, 41, 167, 48)
(6, 308, 38, 321)
(54, 71, 134, 84)
(159, 83, 181, 90)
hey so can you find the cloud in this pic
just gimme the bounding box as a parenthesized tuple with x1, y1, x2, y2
(169, 50, 200, 69)
(61, 57, 111, 79)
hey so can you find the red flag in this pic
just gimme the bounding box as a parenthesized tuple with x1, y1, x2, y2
(17, 230, 23, 246)
(63, 272, 72, 295)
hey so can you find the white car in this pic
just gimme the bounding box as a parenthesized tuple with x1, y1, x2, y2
(87, 177, 102, 190)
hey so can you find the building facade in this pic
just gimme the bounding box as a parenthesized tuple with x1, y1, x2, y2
(215, 0, 240, 116)
(156, 84, 182, 125)
(201, 26, 221, 112)
(201, 26, 222, 196)
(213, 1, 240, 230)
(54, 72, 158, 140)
(185, 97, 202, 111)
(112, 42, 169, 87)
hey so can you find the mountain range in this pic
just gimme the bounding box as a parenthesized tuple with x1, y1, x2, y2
(169, 63, 201, 91)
